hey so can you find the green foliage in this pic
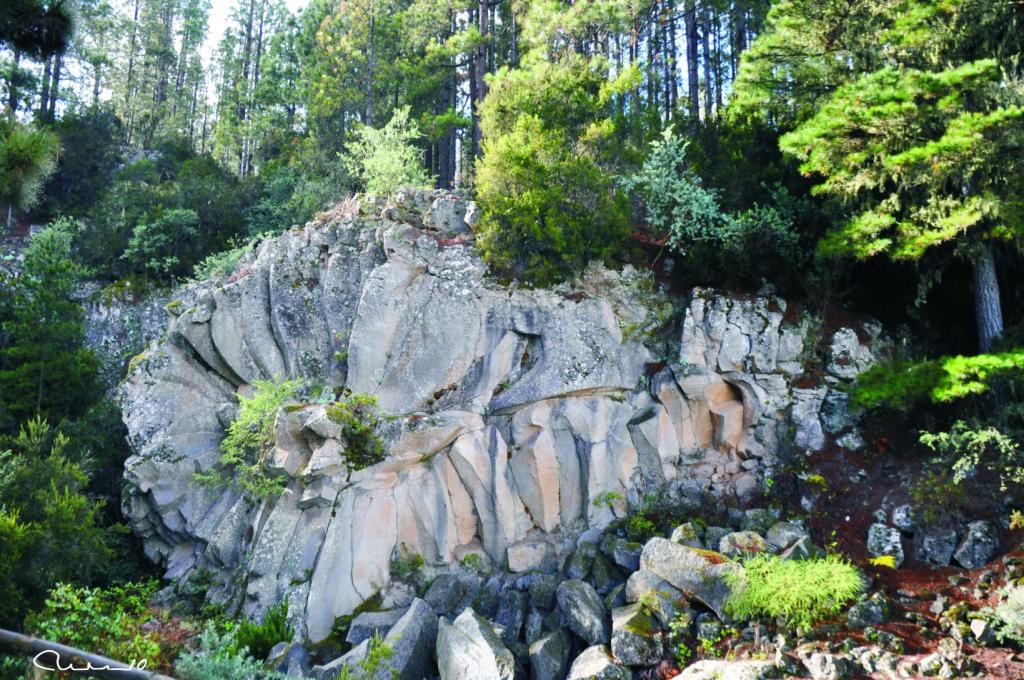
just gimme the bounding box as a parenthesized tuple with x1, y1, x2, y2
(725, 554, 863, 632)
(25, 580, 163, 667)
(920, 422, 1023, 493)
(340, 106, 433, 197)
(909, 468, 967, 525)
(0, 417, 113, 626)
(42, 109, 124, 218)
(122, 208, 201, 280)
(0, 117, 58, 221)
(390, 548, 425, 585)
(201, 378, 302, 500)
(781, 59, 1024, 263)
(591, 490, 624, 510)
(192, 239, 257, 282)
(0, 220, 99, 431)
(851, 351, 1024, 410)
(175, 622, 289, 680)
(235, 599, 293, 661)
(621, 127, 800, 261)
(991, 585, 1024, 646)
(475, 57, 630, 284)
(325, 391, 386, 470)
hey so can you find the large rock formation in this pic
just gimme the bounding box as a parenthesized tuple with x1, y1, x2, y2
(119, 191, 881, 643)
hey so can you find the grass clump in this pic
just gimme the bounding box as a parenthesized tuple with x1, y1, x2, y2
(725, 554, 863, 632)
(197, 378, 301, 500)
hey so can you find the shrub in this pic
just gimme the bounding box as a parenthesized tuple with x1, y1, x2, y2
(725, 554, 863, 632)
(325, 391, 386, 470)
(234, 599, 292, 661)
(198, 378, 302, 500)
(175, 622, 288, 680)
(192, 238, 258, 282)
(991, 585, 1024, 646)
(340, 106, 432, 197)
(122, 208, 201, 281)
(25, 581, 163, 667)
(475, 58, 631, 284)
(336, 631, 395, 680)
(920, 421, 1024, 492)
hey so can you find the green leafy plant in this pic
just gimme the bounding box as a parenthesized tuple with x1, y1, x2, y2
(25, 581, 163, 668)
(909, 469, 968, 524)
(920, 422, 1024, 492)
(234, 599, 293, 661)
(592, 491, 624, 510)
(175, 622, 289, 680)
(390, 548, 425, 584)
(667, 611, 693, 668)
(197, 378, 301, 500)
(991, 585, 1024, 646)
(725, 554, 863, 632)
(336, 631, 397, 680)
(340, 106, 433, 197)
(325, 391, 386, 470)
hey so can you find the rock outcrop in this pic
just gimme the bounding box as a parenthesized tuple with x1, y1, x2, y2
(119, 191, 881, 642)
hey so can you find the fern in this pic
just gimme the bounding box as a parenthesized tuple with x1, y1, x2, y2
(725, 554, 863, 632)
(234, 599, 293, 661)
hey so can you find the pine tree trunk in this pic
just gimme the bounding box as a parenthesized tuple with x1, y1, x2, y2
(685, 1, 699, 123)
(38, 56, 52, 120)
(701, 6, 712, 118)
(47, 53, 61, 119)
(8, 49, 21, 112)
(972, 243, 1004, 353)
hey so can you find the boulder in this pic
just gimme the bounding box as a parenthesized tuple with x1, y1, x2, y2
(804, 651, 852, 680)
(916, 526, 958, 567)
(740, 508, 781, 534)
(436, 608, 515, 680)
(601, 535, 643, 572)
(765, 522, 808, 550)
(425, 571, 482, 615)
(891, 505, 914, 533)
(676, 659, 780, 679)
(507, 539, 556, 573)
(953, 521, 998, 569)
(565, 645, 631, 680)
(556, 579, 610, 645)
(528, 630, 570, 680)
(846, 593, 889, 629)
(528, 573, 559, 610)
(779, 536, 821, 561)
(718, 531, 770, 557)
(639, 537, 740, 620)
(610, 603, 663, 666)
(494, 588, 527, 646)
(379, 598, 439, 680)
(670, 522, 704, 548)
(623, 570, 686, 625)
(866, 524, 904, 567)
(346, 608, 408, 646)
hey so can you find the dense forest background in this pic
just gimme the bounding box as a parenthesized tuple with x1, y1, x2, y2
(1, 0, 1023, 676)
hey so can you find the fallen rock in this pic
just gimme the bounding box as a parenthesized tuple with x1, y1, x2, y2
(676, 659, 780, 679)
(917, 526, 958, 567)
(610, 603, 663, 666)
(345, 608, 408, 646)
(779, 536, 821, 561)
(866, 524, 904, 567)
(556, 579, 610, 645)
(765, 521, 807, 550)
(379, 598, 439, 680)
(624, 569, 687, 625)
(670, 522, 704, 548)
(529, 630, 570, 680)
(804, 651, 852, 680)
(425, 571, 482, 615)
(640, 537, 740, 620)
(565, 645, 631, 680)
(436, 608, 515, 680)
(719, 531, 770, 557)
(494, 589, 526, 646)
(846, 593, 889, 629)
(891, 505, 914, 533)
(953, 521, 998, 569)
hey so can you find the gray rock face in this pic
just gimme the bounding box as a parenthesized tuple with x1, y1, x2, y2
(766, 521, 807, 550)
(566, 645, 631, 680)
(953, 521, 998, 569)
(377, 598, 439, 680)
(639, 538, 740, 620)
(556, 579, 610, 646)
(436, 608, 515, 680)
(118, 192, 880, 642)
(718, 531, 770, 557)
(529, 630, 570, 680)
